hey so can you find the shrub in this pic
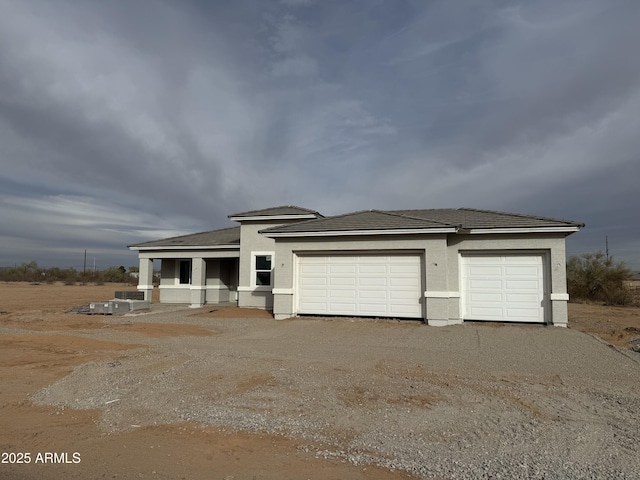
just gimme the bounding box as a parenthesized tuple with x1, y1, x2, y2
(567, 252, 634, 305)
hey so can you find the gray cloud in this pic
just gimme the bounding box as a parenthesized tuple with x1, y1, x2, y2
(0, 0, 638, 269)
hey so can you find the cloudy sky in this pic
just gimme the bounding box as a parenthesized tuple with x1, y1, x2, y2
(1, 0, 638, 270)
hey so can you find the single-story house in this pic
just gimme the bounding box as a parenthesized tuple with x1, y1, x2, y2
(128, 206, 583, 326)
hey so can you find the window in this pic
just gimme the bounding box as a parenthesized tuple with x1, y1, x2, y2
(254, 254, 272, 287)
(179, 260, 191, 284)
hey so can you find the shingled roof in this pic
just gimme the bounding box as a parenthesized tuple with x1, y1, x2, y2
(260, 210, 457, 234)
(261, 208, 583, 236)
(228, 205, 322, 219)
(387, 208, 584, 230)
(128, 226, 240, 249)
(129, 207, 583, 248)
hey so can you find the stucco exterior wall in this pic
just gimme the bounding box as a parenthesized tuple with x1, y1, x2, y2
(134, 227, 572, 326)
(237, 219, 312, 310)
(139, 250, 240, 306)
(447, 234, 569, 326)
(270, 233, 571, 326)
(270, 234, 448, 323)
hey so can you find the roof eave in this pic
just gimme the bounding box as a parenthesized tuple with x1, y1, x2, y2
(262, 227, 457, 238)
(129, 244, 240, 251)
(465, 226, 582, 234)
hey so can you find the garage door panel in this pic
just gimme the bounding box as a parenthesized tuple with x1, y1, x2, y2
(389, 264, 421, 274)
(470, 292, 504, 302)
(503, 256, 540, 264)
(330, 289, 357, 299)
(469, 279, 502, 289)
(360, 306, 389, 316)
(301, 288, 327, 298)
(468, 265, 503, 276)
(330, 264, 357, 274)
(359, 265, 388, 274)
(462, 254, 546, 323)
(506, 293, 539, 304)
(329, 277, 356, 286)
(390, 304, 420, 315)
(506, 307, 541, 317)
(390, 290, 420, 300)
(389, 277, 420, 287)
(300, 301, 328, 311)
(328, 303, 357, 313)
(300, 264, 328, 274)
(504, 266, 540, 276)
(300, 277, 328, 286)
(505, 280, 541, 291)
(298, 254, 423, 318)
(359, 277, 388, 287)
(468, 306, 504, 318)
(359, 290, 388, 299)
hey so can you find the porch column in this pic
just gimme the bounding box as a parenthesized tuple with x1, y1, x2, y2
(138, 257, 154, 302)
(190, 257, 206, 308)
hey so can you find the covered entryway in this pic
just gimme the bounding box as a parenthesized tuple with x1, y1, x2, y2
(296, 253, 423, 318)
(461, 253, 547, 323)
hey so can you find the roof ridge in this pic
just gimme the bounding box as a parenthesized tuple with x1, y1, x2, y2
(458, 208, 584, 226)
(229, 205, 322, 217)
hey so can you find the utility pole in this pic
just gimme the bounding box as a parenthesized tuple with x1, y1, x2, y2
(83, 249, 87, 275)
(605, 236, 609, 261)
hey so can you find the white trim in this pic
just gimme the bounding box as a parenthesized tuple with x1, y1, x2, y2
(550, 293, 570, 301)
(237, 286, 271, 292)
(137, 285, 154, 290)
(189, 286, 206, 291)
(424, 291, 461, 298)
(204, 285, 230, 290)
(272, 288, 294, 295)
(229, 214, 318, 221)
(467, 227, 581, 234)
(252, 251, 275, 289)
(130, 245, 239, 251)
(159, 285, 190, 289)
(263, 228, 456, 238)
(459, 251, 549, 324)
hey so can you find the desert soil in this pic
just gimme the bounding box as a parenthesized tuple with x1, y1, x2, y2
(1, 282, 639, 479)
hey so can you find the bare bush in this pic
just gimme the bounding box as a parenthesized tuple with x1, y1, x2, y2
(0, 262, 137, 285)
(567, 252, 634, 305)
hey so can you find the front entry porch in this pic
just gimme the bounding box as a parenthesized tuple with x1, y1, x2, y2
(137, 254, 239, 308)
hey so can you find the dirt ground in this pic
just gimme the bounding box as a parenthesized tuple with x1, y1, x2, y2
(568, 302, 640, 348)
(0, 283, 411, 480)
(1, 282, 639, 479)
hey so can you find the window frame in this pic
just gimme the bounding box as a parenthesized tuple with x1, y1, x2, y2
(252, 252, 274, 289)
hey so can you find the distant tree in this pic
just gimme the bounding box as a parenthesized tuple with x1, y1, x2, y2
(567, 251, 634, 305)
(129, 266, 139, 273)
(0, 261, 40, 282)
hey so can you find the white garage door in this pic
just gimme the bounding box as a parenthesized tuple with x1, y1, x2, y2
(297, 254, 423, 318)
(461, 253, 547, 323)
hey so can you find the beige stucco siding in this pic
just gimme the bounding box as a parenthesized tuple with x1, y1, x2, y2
(271, 234, 447, 322)
(447, 234, 569, 326)
(271, 233, 570, 326)
(139, 250, 240, 306)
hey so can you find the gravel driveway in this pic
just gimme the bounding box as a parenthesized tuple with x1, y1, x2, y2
(33, 309, 640, 479)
